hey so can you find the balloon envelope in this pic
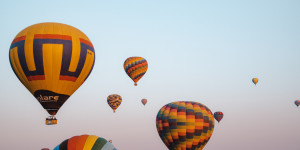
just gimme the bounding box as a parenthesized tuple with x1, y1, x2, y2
(214, 111, 224, 123)
(9, 22, 95, 118)
(123, 57, 148, 86)
(54, 134, 117, 150)
(107, 94, 122, 112)
(295, 100, 300, 107)
(252, 78, 258, 85)
(141, 98, 147, 105)
(156, 101, 214, 150)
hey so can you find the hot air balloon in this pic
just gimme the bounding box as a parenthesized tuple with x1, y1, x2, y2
(141, 98, 147, 106)
(295, 100, 300, 107)
(124, 57, 148, 86)
(54, 134, 117, 150)
(41, 148, 50, 150)
(107, 94, 122, 113)
(252, 78, 258, 85)
(156, 101, 214, 150)
(9, 22, 95, 125)
(214, 111, 223, 123)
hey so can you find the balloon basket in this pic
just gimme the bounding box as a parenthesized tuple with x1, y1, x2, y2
(45, 116, 57, 125)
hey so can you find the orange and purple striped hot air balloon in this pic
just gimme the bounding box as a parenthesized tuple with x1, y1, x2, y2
(9, 22, 95, 124)
(214, 111, 224, 123)
(156, 101, 215, 150)
(295, 100, 300, 107)
(54, 134, 117, 150)
(124, 57, 148, 86)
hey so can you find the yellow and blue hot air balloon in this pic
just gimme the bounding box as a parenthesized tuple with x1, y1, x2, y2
(156, 101, 215, 150)
(9, 22, 95, 125)
(124, 56, 148, 86)
(107, 94, 122, 113)
(54, 134, 117, 150)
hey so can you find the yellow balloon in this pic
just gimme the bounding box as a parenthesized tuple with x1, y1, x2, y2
(9, 22, 95, 124)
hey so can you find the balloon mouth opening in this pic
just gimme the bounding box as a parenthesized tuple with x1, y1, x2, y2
(45, 116, 57, 125)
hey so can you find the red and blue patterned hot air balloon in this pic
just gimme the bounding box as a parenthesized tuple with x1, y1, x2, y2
(214, 111, 224, 123)
(141, 98, 147, 106)
(156, 101, 214, 150)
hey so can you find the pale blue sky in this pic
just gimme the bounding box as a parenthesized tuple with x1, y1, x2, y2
(0, 0, 300, 149)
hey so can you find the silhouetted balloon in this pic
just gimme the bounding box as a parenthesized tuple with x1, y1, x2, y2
(252, 78, 258, 85)
(295, 100, 300, 107)
(214, 111, 223, 123)
(141, 98, 147, 106)
(156, 101, 214, 150)
(124, 57, 148, 86)
(107, 94, 122, 113)
(9, 22, 95, 124)
(54, 134, 117, 150)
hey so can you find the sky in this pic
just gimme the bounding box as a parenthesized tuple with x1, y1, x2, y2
(0, 0, 300, 149)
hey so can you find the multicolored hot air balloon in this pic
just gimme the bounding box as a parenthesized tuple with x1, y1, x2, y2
(156, 101, 214, 150)
(124, 57, 148, 86)
(9, 22, 95, 125)
(141, 98, 147, 106)
(107, 94, 122, 113)
(54, 134, 117, 150)
(214, 111, 223, 123)
(295, 100, 300, 107)
(252, 78, 258, 85)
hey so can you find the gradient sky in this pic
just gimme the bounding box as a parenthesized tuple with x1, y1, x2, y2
(0, 0, 300, 150)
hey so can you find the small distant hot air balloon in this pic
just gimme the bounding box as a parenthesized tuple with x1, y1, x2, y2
(141, 98, 147, 106)
(214, 111, 224, 123)
(295, 100, 300, 107)
(124, 57, 148, 86)
(107, 94, 122, 113)
(54, 134, 117, 150)
(156, 101, 214, 150)
(252, 78, 258, 85)
(9, 22, 95, 125)
(41, 148, 50, 150)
